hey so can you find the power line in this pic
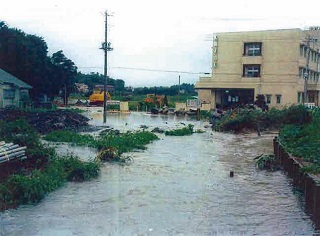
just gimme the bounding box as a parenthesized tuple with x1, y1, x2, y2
(111, 66, 208, 75)
(78, 66, 209, 74)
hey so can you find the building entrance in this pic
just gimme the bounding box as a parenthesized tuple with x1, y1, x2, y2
(216, 88, 254, 109)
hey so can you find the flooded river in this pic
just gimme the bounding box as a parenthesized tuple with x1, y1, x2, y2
(0, 111, 316, 235)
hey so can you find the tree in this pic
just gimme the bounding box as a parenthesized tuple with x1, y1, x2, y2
(254, 94, 268, 111)
(49, 50, 77, 105)
(0, 21, 75, 100)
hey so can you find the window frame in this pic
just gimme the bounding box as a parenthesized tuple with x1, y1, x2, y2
(243, 64, 261, 78)
(3, 89, 16, 100)
(266, 94, 272, 104)
(244, 42, 262, 56)
(276, 94, 282, 104)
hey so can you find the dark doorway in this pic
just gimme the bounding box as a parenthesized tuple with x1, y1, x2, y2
(217, 88, 254, 109)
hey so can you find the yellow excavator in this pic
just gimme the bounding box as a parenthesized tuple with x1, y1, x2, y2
(89, 85, 111, 106)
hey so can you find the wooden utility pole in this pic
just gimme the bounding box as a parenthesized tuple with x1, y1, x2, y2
(101, 11, 113, 123)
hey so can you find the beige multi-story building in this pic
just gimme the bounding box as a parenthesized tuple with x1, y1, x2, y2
(195, 28, 320, 110)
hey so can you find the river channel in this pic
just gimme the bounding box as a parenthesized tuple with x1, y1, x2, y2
(0, 111, 316, 235)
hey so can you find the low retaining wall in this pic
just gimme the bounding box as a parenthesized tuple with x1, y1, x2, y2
(273, 137, 320, 228)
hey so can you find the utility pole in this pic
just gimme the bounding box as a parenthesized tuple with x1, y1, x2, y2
(303, 35, 318, 105)
(101, 11, 113, 123)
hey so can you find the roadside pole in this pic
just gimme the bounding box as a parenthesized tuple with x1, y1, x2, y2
(102, 11, 113, 123)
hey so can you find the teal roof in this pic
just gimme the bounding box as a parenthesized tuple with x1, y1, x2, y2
(0, 68, 32, 89)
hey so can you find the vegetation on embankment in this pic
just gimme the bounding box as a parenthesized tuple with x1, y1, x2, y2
(221, 105, 320, 174)
(213, 105, 311, 133)
(0, 107, 163, 210)
(278, 108, 320, 174)
(0, 120, 100, 210)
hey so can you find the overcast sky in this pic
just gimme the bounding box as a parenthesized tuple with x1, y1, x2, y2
(1, 0, 320, 87)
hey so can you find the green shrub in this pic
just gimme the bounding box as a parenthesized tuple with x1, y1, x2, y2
(1, 155, 100, 207)
(213, 105, 312, 133)
(278, 107, 320, 173)
(57, 155, 100, 181)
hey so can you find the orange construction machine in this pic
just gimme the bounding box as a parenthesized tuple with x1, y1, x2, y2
(89, 85, 111, 106)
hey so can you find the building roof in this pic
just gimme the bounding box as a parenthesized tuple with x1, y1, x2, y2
(0, 68, 32, 89)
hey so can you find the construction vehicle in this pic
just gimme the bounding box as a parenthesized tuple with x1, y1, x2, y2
(144, 94, 167, 108)
(89, 85, 111, 106)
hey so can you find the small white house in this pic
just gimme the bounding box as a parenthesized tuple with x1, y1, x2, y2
(0, 68, 32, 108)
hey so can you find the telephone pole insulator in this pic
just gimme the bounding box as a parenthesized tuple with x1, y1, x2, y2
(101, 42, 113, 51)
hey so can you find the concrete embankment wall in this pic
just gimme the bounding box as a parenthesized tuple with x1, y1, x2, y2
(273, 137, 320, 228)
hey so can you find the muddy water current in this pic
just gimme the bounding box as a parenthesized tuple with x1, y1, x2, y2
(0, 111, 316, 235)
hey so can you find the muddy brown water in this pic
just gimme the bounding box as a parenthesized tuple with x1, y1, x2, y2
(0, 111, 316, 235)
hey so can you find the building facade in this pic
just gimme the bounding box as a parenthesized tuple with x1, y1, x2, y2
(195, 28, 320, 110)
(0, 68, 32, 108)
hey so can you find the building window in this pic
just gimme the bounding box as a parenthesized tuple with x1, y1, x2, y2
(276, 95, 282, 104)
(243, 64, 261, 77)
(244, 42, 262, 56)
(304, 46, 307, 58)
(266, 94, 272, 104)
(299, 67, 303, 79)
(300, 45, 304, 57)
(298, 92, 303, 103)
(3, 89, 15, 99)
(20, 89, 29, 101)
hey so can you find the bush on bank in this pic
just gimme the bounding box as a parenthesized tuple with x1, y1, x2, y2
(213, 105, 311, 133)
(0, 155, 100, 208)
(278, 108, 320, 173)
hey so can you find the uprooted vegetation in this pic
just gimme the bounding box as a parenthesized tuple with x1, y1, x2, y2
(255, 154, 280, 171)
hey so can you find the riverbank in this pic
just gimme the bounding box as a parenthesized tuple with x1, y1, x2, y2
(0, 109, 160, 211)
(1, 130, 315, 235)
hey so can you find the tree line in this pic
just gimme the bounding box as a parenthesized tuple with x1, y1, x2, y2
(0, 21, 197, 102)
(132, 83, 196, 96)
(0, 21, 77, 104)
(75, 72, 196, 96)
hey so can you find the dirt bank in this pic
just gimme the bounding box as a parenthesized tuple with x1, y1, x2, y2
(0, 109, 90, 134)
